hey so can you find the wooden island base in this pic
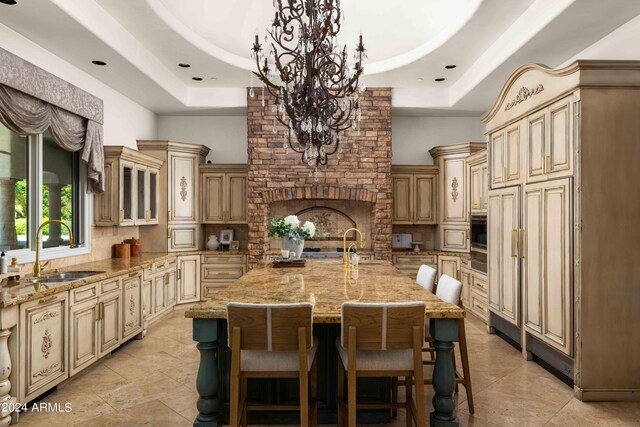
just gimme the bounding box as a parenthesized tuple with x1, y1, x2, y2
(188, 260, 464, 426)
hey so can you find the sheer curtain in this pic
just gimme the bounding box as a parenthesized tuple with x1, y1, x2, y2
(0, 84, 104, 193)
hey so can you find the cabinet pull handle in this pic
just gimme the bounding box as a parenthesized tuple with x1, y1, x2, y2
(38, 295, 57, 304)
(167, 210, 171, 220)
(217, 272, 230, 276)
(95, 302, 100, 321)
(177, 268, 182, 281)
(519, 228, 525, 259)
(511, 229, 517, 258)
(545, 156, 550, 175)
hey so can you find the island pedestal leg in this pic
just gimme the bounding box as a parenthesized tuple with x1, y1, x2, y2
(429, 318, 459, 426)
(193, 318, 222, 427)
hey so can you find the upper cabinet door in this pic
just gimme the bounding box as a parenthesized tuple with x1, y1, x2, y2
(481, 163, 489, 211)
(147, 168, 159, 224)
(201, 173, 225, 224)
(414, 174, 437, 224)
(528, 110, 547, 182)
(547, 96, 574, 179)
(527, 94, 575, 183)
(169, 153, 198, 223)
(392, 174, 413, 224)
(134, 165, 147, 225)
(226, 173, 248, 224)
(94, 158, 118, 226)
(490, 132, 505, 189)
(470, 164, 482, 213)
(441, 158, 467, 223)
(505, 120, 523, 185)
(120, 160, 136, 226)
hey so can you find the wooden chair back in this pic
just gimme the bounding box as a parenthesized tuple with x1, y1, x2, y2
(340, 302, 426, 350)
(227, 302, 313, 351)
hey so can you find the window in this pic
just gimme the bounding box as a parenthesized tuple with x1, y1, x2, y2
(0, 122, 88, 261)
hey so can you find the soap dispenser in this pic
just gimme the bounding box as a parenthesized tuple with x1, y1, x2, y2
(0, 252, 7, 274)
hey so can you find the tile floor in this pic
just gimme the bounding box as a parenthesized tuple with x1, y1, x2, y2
(19, 307, 640, 426)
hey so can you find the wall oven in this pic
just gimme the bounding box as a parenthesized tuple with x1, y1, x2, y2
(470, 215, 487, 273)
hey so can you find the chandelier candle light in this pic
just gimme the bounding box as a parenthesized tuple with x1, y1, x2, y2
(251, 0, 367, 169)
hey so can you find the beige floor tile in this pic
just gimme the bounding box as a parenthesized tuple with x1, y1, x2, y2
(546, 398, 640, 426)
(80, 399, 191, 427)
(17, 305, 639, 427)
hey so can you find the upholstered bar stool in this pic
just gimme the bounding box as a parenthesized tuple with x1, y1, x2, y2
(227, 302, 318, 427)
(336, 301, 427, 427)
(428, 274, 474, 413)
(415, 264, 437, 292)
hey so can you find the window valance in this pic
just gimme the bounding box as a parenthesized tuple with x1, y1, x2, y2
(0, 48, 105, 193)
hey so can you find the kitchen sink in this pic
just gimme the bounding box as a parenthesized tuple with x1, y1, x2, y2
(27, 278, 71, 284)
(358, 263, 384, 266)
(45, 271, 105, 280)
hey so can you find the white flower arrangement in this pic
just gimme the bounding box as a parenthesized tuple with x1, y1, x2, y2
(268, 215, 316, 243)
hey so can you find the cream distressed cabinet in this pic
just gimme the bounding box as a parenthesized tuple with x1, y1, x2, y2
(19, 293, 69, 402)
(437, 255, 461, 281)
(489, 119, 524, 189)
(430, 143, 485, 252)
(200, 164, 248, 224)
(523, 178, 572, 356)
(487, 186, 521, 327)
(177, 255, 201, 303)
(94, 146, 163, 226)
(138, 141, 210, 252)
(391, 166, 438, 224)
(122, 273, 143, 341)
(467, 150, 488, 214)
(526, 95, 574, 183)
(201, 254, 247, 298)
(483, 61, 640, 399)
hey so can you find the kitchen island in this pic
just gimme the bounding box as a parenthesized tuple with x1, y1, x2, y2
(186, 259, 464, 426)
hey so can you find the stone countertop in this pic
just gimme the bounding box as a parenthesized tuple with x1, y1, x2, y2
(391, 249, 471, 259)
(185, 259, 465, 323)
(0, 250, 247, 309)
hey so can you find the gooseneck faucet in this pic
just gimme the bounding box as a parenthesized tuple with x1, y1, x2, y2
(342, 228, 365, 265)
(34, 220, 76, 278)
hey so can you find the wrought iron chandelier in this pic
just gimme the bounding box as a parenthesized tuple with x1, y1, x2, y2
(251, 0, 367, 168)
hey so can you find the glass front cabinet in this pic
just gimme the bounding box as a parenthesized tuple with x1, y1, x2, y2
(94, 147, 163, 227)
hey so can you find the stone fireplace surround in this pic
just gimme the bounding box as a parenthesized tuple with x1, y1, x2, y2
(247, 88, 393, 266)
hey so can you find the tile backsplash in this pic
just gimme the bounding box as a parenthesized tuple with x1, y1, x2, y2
(15, 225, 140, 274)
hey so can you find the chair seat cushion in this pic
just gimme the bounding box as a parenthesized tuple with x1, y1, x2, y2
(241, 337, 318, 372)
(336, 338, 414, 371)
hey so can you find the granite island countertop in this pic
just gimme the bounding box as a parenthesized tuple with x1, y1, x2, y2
(0, 250, 247, 308)
(185, 259, 465, 323)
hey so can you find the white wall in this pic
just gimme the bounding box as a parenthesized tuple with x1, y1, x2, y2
(392, 116, 484, 165)
(0, 24, 156, 148)
(562, 13, 640, 65)
(156, 116, 248, 163)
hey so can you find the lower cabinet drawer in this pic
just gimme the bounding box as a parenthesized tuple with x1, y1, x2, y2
(202, 254, 246, 264)
(19, 292, 69, 402)
(70, 283, 98, 305)
(470, 291, 489, 323)
(201, 264, 245, 281)
(202, 280, 235, 298)
(392, 255, 437, 265)
(471, 273, 488, 296)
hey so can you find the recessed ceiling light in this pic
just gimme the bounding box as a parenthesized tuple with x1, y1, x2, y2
(445, 65, 457, 69)
(435, 78, 445, 82)
(91, 60, 107, 66)
(210, 77, 218, 80)
(417, 78, 424, 81)
(0, 0, 17, 5)
(178, 63, 191, 68)
(192, 77, 203, 81)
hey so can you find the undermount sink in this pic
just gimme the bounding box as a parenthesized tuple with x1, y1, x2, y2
(45, 271, 105, 280)
(358, 263, 384, 266)
(26, 271, 106, 284)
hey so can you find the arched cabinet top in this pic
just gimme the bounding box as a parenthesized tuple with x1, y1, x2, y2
(482, 60, 640, 132)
